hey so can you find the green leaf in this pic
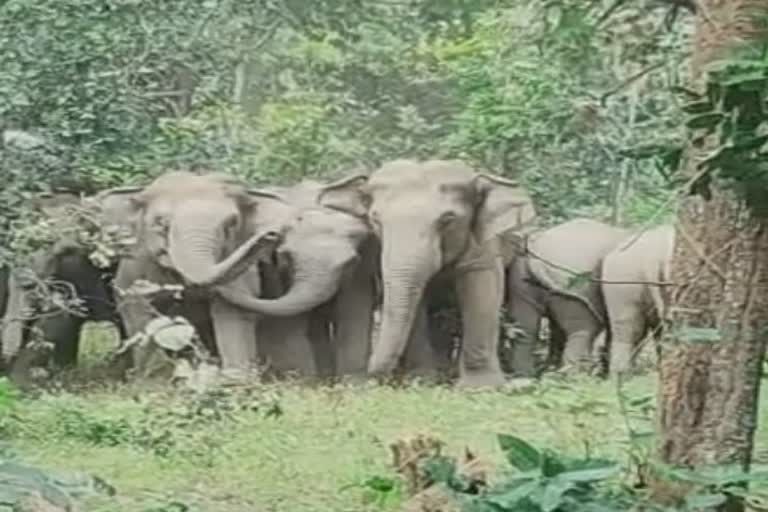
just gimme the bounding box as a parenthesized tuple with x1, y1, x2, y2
(541, 477, 577, 512)
(541, 451, 568, 478)
(685, 492, 727, 510)
(555, 464, 620, 483)
(497, 434, 541, 471)
(486, 479, 540, 509)
(362, 475, 397, 493)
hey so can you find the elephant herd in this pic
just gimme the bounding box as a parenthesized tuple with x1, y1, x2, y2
(0, 159, 675, 389)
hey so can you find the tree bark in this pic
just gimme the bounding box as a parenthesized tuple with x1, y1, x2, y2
(652, 1, 768, 510)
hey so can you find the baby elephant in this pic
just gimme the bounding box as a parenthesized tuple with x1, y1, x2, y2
(600, 224, 674, 376)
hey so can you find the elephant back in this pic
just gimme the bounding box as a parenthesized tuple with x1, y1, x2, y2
(526, 218, 630, 322)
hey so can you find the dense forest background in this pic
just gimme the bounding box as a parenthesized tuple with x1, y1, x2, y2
(0, 0, 692, 266)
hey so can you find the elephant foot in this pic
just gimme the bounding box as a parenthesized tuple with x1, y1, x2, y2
(456, 370, 505, 390)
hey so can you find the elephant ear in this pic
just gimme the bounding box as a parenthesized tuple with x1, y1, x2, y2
(97, 185, 147, 214)
(473, 174, 538, 244)
(90, 186, 146, 240)
(242, 188, 293, 235)
(318, 174, 370, 218)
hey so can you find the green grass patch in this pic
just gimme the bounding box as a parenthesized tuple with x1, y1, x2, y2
(2, 327, 768, 511)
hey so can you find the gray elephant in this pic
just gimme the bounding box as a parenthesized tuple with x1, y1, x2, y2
(218, 178, 447, 381)
(505, 218, 630, 377)
(316, 159, 537, 388)
(214, 178, 378, 379)
(600, 223, 674, 376)
(101, 171, 283, 379)
(1, 192, 125, 372)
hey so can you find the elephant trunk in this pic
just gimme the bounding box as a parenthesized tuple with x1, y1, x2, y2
(218, 256, 344, 317)
(368, 231, 439, 376)
(167, 214, 278, 287)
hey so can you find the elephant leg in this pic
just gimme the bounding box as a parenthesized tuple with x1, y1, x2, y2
(257, 315, 317, 377)
(211, 300, 258, 374)
(548, 296, 601, 372)
(453, 256, 505, 388)
(401, 301, 441, 380)
(211, 266, 262, 377)
(308, 310, 335, 378)
(181, 297, 216, 356)
(507, 293, 543, 378)
(332, 260, 375, 377)
(546, 319, 566, 369)
(428, 311, 456, 377)
(39, 312, 85, 368)
(608, 305, 647, 377)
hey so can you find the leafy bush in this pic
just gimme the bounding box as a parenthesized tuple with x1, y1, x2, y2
(426, 433, 624, 511)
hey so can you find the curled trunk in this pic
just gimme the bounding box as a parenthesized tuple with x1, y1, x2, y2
(218, 260, 343, 317)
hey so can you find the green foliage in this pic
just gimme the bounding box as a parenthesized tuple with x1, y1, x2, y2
(0, 0, 690, 259)
(7, 387, 283, 463)
(630, 37, 768, 216)
(426, 434, 625, 511)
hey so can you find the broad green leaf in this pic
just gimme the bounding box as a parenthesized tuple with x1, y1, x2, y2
(555, 464, 620, 483)
(541, 477, 577, 512)
(541, 450, 567, 478)
(497, 434, 541, 471)
(485, 479, 540, 509)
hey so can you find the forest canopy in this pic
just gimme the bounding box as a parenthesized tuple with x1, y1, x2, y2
(0, 0, 690, 263)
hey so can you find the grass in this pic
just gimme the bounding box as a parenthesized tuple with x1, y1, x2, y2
(1, 325, 766, 511)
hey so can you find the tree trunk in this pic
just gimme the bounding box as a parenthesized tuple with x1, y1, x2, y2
(652, 2, 768, 510)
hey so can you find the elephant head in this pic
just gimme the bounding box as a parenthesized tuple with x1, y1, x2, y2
(100, 171, 283, 287)
(318, 159, 536, 375)
(216, 178, 373, 316)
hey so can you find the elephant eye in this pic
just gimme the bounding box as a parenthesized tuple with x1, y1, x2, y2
(223, 214, 238, 231)
(438, 211, 458, 228)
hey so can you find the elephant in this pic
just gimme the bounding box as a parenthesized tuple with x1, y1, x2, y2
(316, 159, 538, 388)
(600, 223, 674, 376)
(217, 178, 448, 381)
(0, 191, 125, 372)
(504, 218, 630, 377)
(101, 171, 284, 379)
(218, 178, 378, 379)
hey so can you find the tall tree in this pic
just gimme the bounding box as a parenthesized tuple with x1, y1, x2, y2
(653, 1, 768, 510)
